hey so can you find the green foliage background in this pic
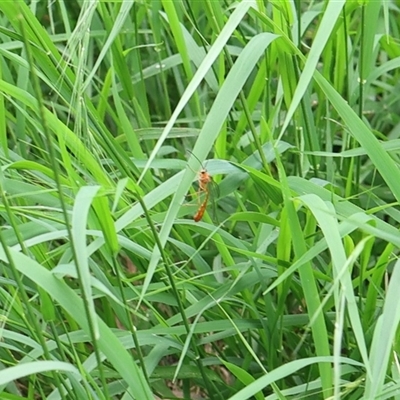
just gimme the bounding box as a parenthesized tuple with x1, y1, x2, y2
(0, 1, 400, 399)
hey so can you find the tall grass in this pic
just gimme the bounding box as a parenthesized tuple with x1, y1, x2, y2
(0, 1, 399, 399)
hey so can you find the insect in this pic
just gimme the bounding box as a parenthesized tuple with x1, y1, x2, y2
(187, 151, 217, 222)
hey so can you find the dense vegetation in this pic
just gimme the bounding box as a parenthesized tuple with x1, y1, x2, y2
(0, 1, 400, 399)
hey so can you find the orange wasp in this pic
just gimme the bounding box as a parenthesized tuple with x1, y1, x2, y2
(187, 151, 215, 222)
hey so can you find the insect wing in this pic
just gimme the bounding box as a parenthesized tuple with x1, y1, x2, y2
(207, 178, 219, 222)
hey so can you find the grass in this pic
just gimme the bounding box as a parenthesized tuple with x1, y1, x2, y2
(0, 0, 399, 399)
